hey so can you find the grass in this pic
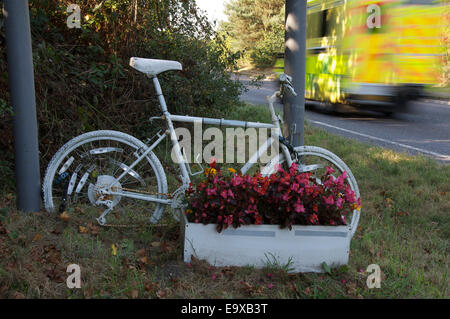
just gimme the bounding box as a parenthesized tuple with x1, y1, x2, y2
(272, 58, 284, 75)
(0, 104, 448, 299)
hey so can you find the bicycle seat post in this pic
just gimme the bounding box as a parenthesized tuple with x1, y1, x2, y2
(150, 75, 169, 114)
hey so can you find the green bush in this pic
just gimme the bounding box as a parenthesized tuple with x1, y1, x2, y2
(0, 0, 243, 191)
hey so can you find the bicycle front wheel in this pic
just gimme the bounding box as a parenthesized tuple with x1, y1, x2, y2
(261, 145, 361, 238)
(42, 130, 168, 225)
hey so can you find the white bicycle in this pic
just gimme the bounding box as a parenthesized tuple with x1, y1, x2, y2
(42, 57, 361, 237)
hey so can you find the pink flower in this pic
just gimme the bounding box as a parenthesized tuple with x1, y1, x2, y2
(345, 188, 356, 202)
(211, 274, 217, 280)
(294, 202, 305, 213)
(231, 175, 243, 186)
(206, 188, 217, 196)
(323, 195, 335, 205)
(324, 176, 334, 188)
(326, 166, 336, 175)
(336, 197, 345, 208)
(289, 163, 298, 174)
(224, 215, 233, 226)
(334, 171, 347, 188)
(267, 283, 275, 289)
(276, 164, 284, 173)
(291, 182, 300, 192)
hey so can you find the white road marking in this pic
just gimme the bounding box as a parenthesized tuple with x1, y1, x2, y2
(307, 119, 449, 160)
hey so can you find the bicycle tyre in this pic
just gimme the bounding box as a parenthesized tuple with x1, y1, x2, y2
(42, 130, 168, 224)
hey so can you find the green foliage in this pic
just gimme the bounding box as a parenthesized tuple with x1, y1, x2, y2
(222, 0, 284, 68)
(0, 0, 243, 191)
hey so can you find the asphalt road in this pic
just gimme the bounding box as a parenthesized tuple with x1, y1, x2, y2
(236, 75, 450, 162)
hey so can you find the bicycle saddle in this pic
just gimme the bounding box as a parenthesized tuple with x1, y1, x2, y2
(129, 57, 182, 76)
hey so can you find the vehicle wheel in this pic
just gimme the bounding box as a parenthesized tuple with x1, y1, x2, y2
(42, 130, 168, 225)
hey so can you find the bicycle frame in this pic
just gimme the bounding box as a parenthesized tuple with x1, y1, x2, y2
(108, 75, 294, 206)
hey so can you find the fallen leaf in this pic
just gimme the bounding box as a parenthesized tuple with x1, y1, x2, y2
(395, 211, 410, 217)
(51, 227, 62, 235)
(156, 288, 170, 299)
(59, 212, 70, 222)
(150, 242, 161, 248)
(11, 291, 25, 299)
(111, 244, 117, 256)
(239, 281, 263, 296)
(131, 289, 139, 299)
(385, 198, 393, 208)
(44, 245, 62, 265)
(79, 226, 88, 234)
(84, 287, 93, 299)
(144, 283, 156, 293)
(0, 222, 9, 235)
(189, 255, 211, 275)
(288, 282, 300, 298)
(33, 232, 43, 242)
(74, 207, 85, 214)
(0, 285, 9, 296)
(136, 249, 146, 257)
(346, 283, 357, 295)
(160, 241, 175, 253)
(303, 287, 311, 296)
(86, 222, 101, 235)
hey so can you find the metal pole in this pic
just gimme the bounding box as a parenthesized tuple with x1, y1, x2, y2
(284, 0, 306, 147)
(3, 0, 41, 212)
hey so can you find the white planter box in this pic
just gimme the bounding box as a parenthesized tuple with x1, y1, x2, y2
(182, 214, 351, 273)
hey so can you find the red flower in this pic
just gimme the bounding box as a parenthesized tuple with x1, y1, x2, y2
(209, 157, 217, 168)
(309, 213, 319, 224)
(323, 195, 335, 205)
(185, 162, 360, 230)
(294, 202, 305, 213)
(220, 190, 228, 199)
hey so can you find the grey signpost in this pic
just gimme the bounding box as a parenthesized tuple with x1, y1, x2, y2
(3, 0, 41, 212)
(284, 0, 307, 147)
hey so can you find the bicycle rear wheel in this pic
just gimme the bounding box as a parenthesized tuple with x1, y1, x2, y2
(42, 130, 168, 225)
(261, 145, 361, 238)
